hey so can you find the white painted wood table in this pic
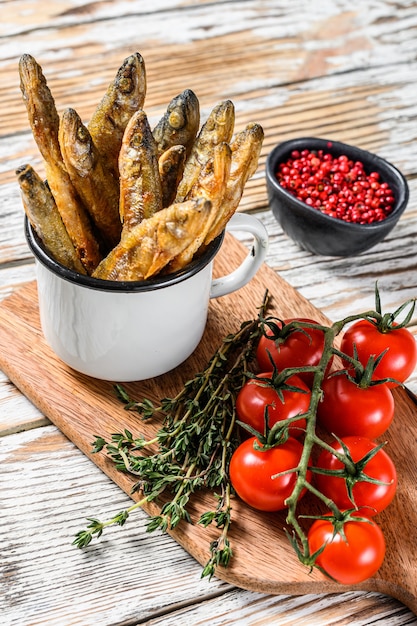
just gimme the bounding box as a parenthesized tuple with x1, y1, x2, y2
(1, 1, 417, 624)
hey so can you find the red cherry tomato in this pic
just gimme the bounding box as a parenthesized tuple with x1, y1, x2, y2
(229, 436, 311, 512)
(236, 372, 310, 438)
(317, 370, 394, 439)
(340, 319, 417, 387)
(307, 514, 386, 584)
(256, 318, 328, 387)
(314, 436, 397, 517)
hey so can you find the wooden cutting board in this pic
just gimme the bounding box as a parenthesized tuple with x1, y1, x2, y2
(0, 233, 416, 615)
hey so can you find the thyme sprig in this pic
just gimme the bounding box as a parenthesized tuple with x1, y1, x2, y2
(73, 291, 270, 577)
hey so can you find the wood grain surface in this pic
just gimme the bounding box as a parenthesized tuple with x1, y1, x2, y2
(2, 1, 417, 624)
(0, 234, 416, 614)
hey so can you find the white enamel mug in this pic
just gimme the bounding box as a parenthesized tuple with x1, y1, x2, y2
(25, 212, 268, 381)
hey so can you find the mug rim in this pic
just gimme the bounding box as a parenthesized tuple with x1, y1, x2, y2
(25, 216, 224, 293)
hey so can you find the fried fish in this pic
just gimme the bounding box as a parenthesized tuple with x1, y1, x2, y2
(18, 54, 102, 273)
(119, 109, 163, 231)
(204, 122, 264, 244)
(59, 107, 122, 251)
(159, 144, 186, 208)
(92, 198, 213, 281)
(18, 52, 263, 284)
(167, 141, 232, 272)
(16, 164, 86, 274)
(88, 52, 147, 179)
(152, 89, 200, 158)
(175, 99, 235, 202)
(18, 54, 62, 166)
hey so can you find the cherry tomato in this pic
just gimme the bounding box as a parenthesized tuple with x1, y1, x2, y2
(340, 319, 417, 387)
(314, 436, 397, 517)
(317, 370, 394, 439)
(307, 514, 386, 584)
(236, 372, 310, 438)
(256, 318, 328, 387)
(229, 436, 311, 512)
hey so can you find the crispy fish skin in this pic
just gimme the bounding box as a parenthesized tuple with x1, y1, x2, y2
(16, 164, 86, 274)
(18, 54, 102, 274)
(175, 100, 235, 202)
(152, 89, 200, 158)
(44, 164, 102, 274)
(159, 145, 186, 208)
(204, 122, 264, 244)
(185, 141, 231, 204)
(119, 109, 163, 231)
(92, 198, 213, 281)
(59, 108, 122, 251)
(167, 142, 232, 272)
(88, 52, 147, 178)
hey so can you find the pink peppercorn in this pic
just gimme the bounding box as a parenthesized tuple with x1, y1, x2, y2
(276, 149, 395, 224)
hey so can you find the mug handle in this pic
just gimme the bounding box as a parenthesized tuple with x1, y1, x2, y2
(210, 212, 269, 299)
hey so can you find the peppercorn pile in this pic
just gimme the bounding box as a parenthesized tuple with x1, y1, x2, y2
(276, 149, 395, 224)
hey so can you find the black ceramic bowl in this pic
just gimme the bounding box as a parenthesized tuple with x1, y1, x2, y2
(265, 137, 409, 256)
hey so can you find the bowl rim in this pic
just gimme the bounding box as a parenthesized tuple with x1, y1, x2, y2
(265, 136, 409, 231)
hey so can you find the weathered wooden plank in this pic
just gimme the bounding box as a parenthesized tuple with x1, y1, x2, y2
(0, 369, 48, 436)
(4, 54, 417, 147)
(2, 426, 416, 626)
(0, 180, 33, 260)
(0, 263, 36, 302)
(0, 425, 231, 626)
(2, 1, 417, 146)
(146, 588, 417, 626)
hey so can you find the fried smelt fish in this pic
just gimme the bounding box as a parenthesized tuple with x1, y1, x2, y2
(175, 99, 235, 202)
(59, 108, 122, 251)
(18, 54, 102, 274)
(92, 198, 213, 281)
(88, 52, 147, 178)
(159, 145, 186, 208)
(204, 122, 264, 244)
(18, 54, 62, 166)
(16, 164, 86, 274)
(152, 89, 200, 158)
(119, 109, 163, 231)
(167, 142, 232, 272)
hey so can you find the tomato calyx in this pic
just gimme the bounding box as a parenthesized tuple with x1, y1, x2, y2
(363, 282, 416, 333)
(238, 406, 293, 451)
(312, 436, 393, 509)
(236, 359, 312, 446)
(258, 315, 284, 341)
(249, 358, 311, 400)
(256, 314, 332, 388)
(330, 350, 396, 389)
(258, 350, 319, 384)
(296, 509, 376, 572)
(259, 313, 329, 352)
